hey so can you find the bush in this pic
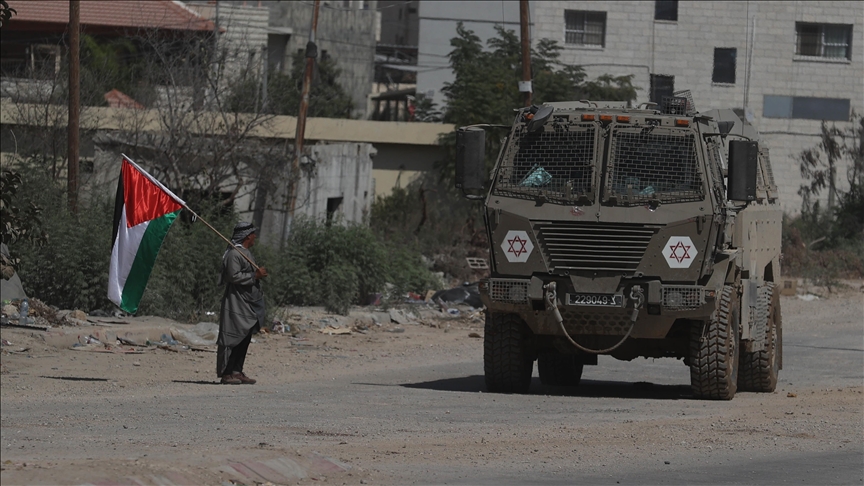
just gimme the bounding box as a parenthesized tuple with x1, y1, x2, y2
(7, 161, 436, 317)
(136, 206, 236, 321)
(370, 173, 489, 284)
(258, 217, 438, 315)
(782, 213, 864, 289)
(10, 163, 114, 311)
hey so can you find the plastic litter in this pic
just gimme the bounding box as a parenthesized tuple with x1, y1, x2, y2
(520, 165, 552, 187)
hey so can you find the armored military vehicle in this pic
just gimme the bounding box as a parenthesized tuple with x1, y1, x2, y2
(456, 94, 782, 400)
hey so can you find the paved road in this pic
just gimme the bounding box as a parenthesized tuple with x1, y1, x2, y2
(2, 294, 862, 485)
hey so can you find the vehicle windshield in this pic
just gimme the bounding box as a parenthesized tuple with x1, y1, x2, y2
(492, 121, 597, 203)
(491, 120, 704, 206)
(604, 127, 704, 205)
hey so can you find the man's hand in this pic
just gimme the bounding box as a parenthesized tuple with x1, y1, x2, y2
(255, 267, 268, 279)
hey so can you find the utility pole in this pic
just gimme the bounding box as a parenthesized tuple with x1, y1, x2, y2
(285, 0, 320, 234)
(67, 0, 80, 214)
(519, 0, 532, 107)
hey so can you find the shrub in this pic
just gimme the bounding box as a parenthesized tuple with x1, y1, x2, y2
(258, 217, 438, 314)
(136, 206, 236, 321)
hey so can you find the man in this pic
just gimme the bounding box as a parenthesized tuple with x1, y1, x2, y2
(217, 222, 267, 385)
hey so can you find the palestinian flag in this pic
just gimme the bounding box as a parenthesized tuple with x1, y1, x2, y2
(108, 156, 185, 313)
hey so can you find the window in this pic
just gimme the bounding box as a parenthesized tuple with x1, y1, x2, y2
(796, 22, 853, 59)
(654, 1, 678, 21)
(763, 95, 850, 121)
(565, 10, 606, 47)
(712, 48, 736, 84)
(650, 74, 674, 104)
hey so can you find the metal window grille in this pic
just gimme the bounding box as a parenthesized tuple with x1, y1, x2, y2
(565, 10, 606, 47)
(494, 122, 596, 203)
(796, 23, 852, 59)
(606, 129, 704, 205)
(662, 286, 704, 310)
(489, 279, 529, 304)
(673, 90, 697, 114)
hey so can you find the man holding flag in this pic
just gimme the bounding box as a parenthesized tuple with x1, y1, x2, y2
(108, 155, 267, 385)
(216, 222, 267, 385)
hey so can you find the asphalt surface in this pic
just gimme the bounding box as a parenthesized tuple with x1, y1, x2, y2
(2, 293, 862, 485)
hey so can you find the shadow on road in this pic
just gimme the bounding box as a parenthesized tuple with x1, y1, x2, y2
(171, 380, 221, 385)
(40, 375, 108, 382)
(395, 375, 691, 400)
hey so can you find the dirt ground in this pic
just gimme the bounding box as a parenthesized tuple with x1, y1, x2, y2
(1, 283, 862, 485)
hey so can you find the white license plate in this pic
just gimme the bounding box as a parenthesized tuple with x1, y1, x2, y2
(567, 293, 624, 307)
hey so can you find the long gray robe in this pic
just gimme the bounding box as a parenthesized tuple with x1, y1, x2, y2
(216, 244, 265, 376)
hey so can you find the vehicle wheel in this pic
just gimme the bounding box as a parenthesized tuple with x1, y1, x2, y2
(690, 285, 740, 400)
(738, 282, 781, 392)
(484, 313, 533, 394)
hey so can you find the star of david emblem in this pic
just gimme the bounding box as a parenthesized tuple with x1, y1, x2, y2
(500, 230, 534, 263)
(662, 236, 698, 269)
(508, 235, 529, 257)
(668, 240, 691, 263)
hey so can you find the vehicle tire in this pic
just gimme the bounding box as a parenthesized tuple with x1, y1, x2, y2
(538, 351, 584, 387)
(738, 282, 781, 392)
(690, 285, 740, 400)
(484, 313, 533, 394)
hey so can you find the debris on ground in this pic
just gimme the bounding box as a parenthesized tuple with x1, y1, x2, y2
(430, 282, 483, 309)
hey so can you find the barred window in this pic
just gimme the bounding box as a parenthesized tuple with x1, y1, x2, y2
(796, 22, 852, 60)
(565, 10, 606, 47)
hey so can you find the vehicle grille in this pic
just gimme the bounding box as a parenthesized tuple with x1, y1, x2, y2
(532, 221, 659, 273)
(662, 286, 704, 310)
(559, 308, 632, 335)
(489, 279, 529, 304)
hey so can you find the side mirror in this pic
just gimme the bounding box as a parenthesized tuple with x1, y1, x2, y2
(455, 127, 486, 191)
(727, 140, 758, 201)
(527, 105, 554, 132)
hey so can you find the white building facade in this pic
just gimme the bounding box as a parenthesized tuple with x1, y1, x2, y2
(416, 1, 863, 214)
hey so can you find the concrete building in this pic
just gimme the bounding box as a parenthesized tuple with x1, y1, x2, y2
(263, 0, 379, 119)
(411, 1, 862, 215)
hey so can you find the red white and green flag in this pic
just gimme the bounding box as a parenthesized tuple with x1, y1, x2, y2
(108, 156, 185, 313)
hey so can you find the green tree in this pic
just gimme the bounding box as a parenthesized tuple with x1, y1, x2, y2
(267, 52, 354, 118)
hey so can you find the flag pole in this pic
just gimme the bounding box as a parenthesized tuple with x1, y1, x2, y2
(118, 154, 262, 271)
(181, 205, 261, 271)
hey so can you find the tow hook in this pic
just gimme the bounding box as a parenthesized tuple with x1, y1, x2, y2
(629, 285, 645, 322)
(544, 281, 564, 325)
